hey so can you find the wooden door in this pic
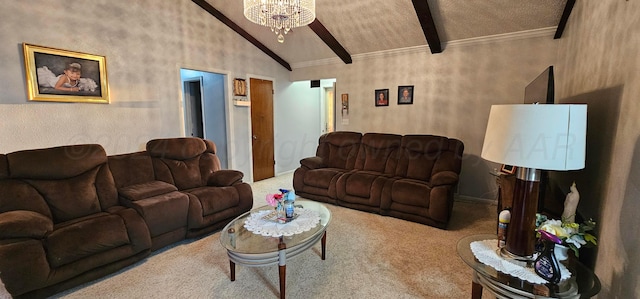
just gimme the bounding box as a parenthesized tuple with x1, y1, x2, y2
(250, 78, 275, 181)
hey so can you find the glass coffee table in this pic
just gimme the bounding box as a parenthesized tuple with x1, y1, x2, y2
(457, 234, 600, 298)
(219, 200, 331, 299)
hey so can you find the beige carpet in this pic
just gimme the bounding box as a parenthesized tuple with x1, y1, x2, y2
(52, 173, 497, 299)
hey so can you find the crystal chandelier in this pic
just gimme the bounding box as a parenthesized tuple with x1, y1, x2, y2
(243, 0, 316, 43)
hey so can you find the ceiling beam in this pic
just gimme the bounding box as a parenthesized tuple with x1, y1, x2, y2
(554, 0, 576, 39)
(411, 0, 442, 54)
(191, 0, 292, 71)
(308, 19, 352, 64)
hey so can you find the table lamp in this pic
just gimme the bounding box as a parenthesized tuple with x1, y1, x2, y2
(481, 104, 587, 258)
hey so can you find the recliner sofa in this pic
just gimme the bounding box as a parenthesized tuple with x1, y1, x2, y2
(0, 137, 252, 298)
(294, 132, 463, 228)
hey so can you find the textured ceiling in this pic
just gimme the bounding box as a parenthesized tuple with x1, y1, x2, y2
(202, 0, 567, 66)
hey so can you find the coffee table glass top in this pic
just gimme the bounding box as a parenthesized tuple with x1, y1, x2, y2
(220, 200, 331, 255)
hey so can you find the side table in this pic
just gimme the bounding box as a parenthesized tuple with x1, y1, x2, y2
(457, 234, 600, 298)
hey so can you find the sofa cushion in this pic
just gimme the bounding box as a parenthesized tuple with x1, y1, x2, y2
(27, 168, 102, 223)
(46, 213, 130, 268)
(0, 210, 52, 239)
(355, 133, 401, 173)
(154, 157, 203, 190)
(304, 168, 345, 189)
(390, 179, 431, 207)
(108, 151, 155, 189)
(119, 181, 178, 201)
(186, 186, 239, 216)
(315, 131, 361, 170)
(147, 138, 206, 160)
(0, 154, 7, 180)
(0, 180, 52, 218)
(7, 144, 107, 179)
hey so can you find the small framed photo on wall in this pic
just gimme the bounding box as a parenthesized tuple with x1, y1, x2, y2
(375, 89, 389, 107)
(397, 85, 413, 105)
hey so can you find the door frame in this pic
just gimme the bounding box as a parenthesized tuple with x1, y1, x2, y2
(177, 66, 233, 168)
(246, 73, 276, 183)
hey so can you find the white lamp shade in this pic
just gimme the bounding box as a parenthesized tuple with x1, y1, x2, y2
(481, 104, 587, 171)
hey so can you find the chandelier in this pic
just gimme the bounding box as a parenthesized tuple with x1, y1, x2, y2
(243, 0, 316, 43)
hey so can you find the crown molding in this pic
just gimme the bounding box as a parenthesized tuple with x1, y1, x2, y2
(444, 26, 557, 48)
(291, 27, 557, 70)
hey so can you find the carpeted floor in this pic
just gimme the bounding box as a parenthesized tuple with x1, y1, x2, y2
(52, 173, 497, 298)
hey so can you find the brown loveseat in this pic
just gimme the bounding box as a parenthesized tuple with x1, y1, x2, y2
(294, 132, 463, 228)
(0, 137, 252, 298)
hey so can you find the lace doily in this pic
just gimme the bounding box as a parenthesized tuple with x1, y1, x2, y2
(470, 239, 572, 284)
(244, 208, 321, 237)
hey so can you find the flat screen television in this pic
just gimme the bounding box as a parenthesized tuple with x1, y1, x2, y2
(524, 66, 554, 104)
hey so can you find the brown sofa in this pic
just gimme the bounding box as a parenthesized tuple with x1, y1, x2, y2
(294, 132, 463, 228)
(0, 137, 252, 298)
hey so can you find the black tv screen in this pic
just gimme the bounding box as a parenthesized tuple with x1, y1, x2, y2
(524, 66, 554, 104)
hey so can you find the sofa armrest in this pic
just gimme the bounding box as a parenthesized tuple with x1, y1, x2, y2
(0, 210, 53, 239)
(300, 156, 326, 170)
(119, 181, 178, 201)
(208, 170, 243, 186)
(430, 171, 459, 186)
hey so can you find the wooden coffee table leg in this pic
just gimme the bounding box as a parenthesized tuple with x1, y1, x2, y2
(472, 280, 483, 299)
(321, 231, 327, 260)
(230, 260, 235, 281)
(278, 237, 287, 299)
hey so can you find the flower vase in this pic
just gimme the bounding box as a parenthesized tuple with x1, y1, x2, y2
(554, 244, 569, 261)
(276, 202, 286, 224)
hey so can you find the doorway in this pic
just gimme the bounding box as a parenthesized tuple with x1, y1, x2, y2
(323, 83, 335, 134)
(250, 78, 275, 181)
(180, 69, 229, 168)
(183, 78, 204, 138)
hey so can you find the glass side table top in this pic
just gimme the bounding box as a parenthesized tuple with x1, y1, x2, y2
(457, 234, 601, 298)
(220, 200, 331, 255)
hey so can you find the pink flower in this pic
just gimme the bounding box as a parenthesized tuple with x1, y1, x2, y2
(266, 194, 278, 206)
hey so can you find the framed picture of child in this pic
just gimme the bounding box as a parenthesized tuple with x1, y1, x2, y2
(375, 89, 389, 107)
(22, 43, 110, 103)
(397, 85, 414, 105)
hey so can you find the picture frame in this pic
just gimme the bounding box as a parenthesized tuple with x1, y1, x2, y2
(341, 93, 349, 115)
(375, 89, 389, 107)
(397, 85, 414, 105)
(500, 164, 517, 175)
(23, 43, 109, 103)
(233, 78, 247, 96)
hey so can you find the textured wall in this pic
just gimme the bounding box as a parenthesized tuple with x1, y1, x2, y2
(555, 0, 640, 297)
(291, 35, 559, 199)
(0, 0, 291, 179)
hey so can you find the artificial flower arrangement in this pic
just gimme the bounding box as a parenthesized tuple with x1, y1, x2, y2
(265, 189, 296, 223)
(266, 188, 295, 208)
(535, 213, 597, 257)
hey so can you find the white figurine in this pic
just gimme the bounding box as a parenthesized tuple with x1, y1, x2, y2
(562, 182, 580, 223)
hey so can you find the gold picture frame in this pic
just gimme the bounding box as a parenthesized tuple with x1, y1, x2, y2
(23, 43, 110, 103)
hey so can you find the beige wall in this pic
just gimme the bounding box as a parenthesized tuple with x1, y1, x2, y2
(291, 33, 559, 199)
(0, 0, 292, 178)
(555, 0, 640, 297)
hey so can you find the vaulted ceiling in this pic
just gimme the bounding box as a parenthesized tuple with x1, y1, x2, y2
(194, 0, 573, 70)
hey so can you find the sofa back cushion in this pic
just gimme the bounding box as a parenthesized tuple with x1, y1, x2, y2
(147, 138, 220, 190)
(4, 144, 118, 223)
(108, 151, 155, 189)
(317, 131, 362, 170)
(0, 154, 8, 180)
(354, 133, 402, 174)
(395, 135, 464, 180)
